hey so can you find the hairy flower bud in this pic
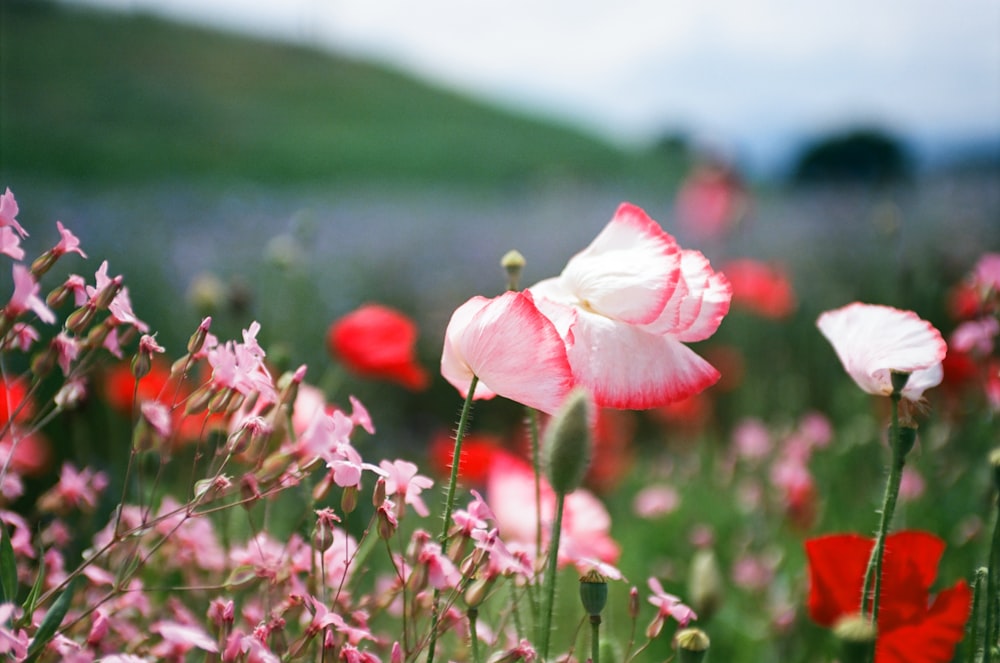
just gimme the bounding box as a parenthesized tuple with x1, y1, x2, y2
(675, 627, 711, 663)
(833, 614, 877, 663)
(579, 570, 608, 618)
(543, 388, 592, 495)
(501, 249, 526, 291)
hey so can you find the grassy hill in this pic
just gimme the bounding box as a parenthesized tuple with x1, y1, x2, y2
(0, 2, 684, 189)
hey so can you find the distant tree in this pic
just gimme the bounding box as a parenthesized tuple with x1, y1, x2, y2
(790, 128, 912, 186)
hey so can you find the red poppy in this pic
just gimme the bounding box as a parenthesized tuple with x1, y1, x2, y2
(721, 258, 797, 319)
(428, 430, 502, 485)
(805, 531, 971, 663)
(327, 304, 428, 391)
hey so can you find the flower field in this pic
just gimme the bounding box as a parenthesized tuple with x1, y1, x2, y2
(0, 170, 998, 663)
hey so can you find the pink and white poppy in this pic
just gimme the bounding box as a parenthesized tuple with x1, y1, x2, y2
(441, 290, 574, 415)
(529, 203, 731, 409)
(816, 303, 946, 400)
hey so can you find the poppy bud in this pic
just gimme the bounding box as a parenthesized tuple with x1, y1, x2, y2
(543, 388, 592, 495)
(688, 549, 724, 622)
(501, 249, 526, 291)
(675, 627, 710, 663)
(889, 370, 911, 396)
(832, 614, 877, 663)
(579, 570, 608, 619)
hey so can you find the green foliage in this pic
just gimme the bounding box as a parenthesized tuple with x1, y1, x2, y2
(0, 3, 684, 189)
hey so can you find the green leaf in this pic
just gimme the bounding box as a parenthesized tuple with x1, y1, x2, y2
(25, 575, 79, 663)
(0, 522, 17, 604)
(20, 549, 46, 625)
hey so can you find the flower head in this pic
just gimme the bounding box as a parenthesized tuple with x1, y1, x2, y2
(528, 203, 731, 409)
(328, 303, 429, 390)
(805, 531, 970, 663)
(817, 303, 946, 400)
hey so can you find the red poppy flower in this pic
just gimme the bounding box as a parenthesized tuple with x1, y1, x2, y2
(805, 531, 971, 663)
(328, 304, 429, 391)
(721, 258, 797, 319)
(428, 430, 502, 485)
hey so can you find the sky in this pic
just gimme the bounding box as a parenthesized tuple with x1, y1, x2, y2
(73, 0, 1000, 170)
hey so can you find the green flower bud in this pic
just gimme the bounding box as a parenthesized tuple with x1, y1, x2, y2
(501, 249, 526, 291)
(543, 388, 592, 495)
(579, 570, 608, 618)
(688, 549, 724, 622)
(675, 627, 710, 663)
(833, 614, 877, 663)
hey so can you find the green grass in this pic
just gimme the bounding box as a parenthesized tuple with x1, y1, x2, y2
(0, 1, 685, 189)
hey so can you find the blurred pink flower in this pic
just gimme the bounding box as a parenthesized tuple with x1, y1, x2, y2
(732, 417, 773, 461)
(151, 620, 218, 658)
(0, 228, 23, 261)
(899, 466, 926, 502)
(441, 290, 574, 414)
(633, 484, 680, 519)
(950, 318, 999, 356)
(53, 221, 86, 258)
(0, 188, 27, 238)
(529, 203, 731, 409)
(6, 264, 55, 324)
(817, 303, 946, 400)
(0, 603, 28, 659)
(722, 258, 797, 319)
(646, 577, 697, 637)
(972, 253, 1000, 293)
(486, 451, 620, 570)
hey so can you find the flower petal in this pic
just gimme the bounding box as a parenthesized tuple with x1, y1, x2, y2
(566, 309, 720, 409)
(805, 533, 871, 627)
(556, 203, 680, 325)
(645, 249, 732, 341)
(817, 303, 946, 398)
(441, 291, 574, 415)
(877, 581, 971, 663)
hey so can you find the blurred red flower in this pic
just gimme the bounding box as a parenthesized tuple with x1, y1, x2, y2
(428, 430, 503, 485)
(805, 531, 970, 663)
(722, 258, 797, 319)
(328, 304, 428, 391)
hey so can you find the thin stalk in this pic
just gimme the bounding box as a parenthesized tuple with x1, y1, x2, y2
(987, 496, 1000, 663)
(529, 407, 541, 561)
(426, 375, 479, 663)
(970, 567, 987, 663)
(540, 491, 567, 661)
(469, 608, 483, 663)
(590, 616, 601, 663)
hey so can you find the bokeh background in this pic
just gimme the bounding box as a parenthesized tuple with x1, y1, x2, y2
(2, 1, 1000, 659)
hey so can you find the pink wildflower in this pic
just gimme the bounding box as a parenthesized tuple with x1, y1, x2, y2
(646, 577, 697, 637)
(52, 332, 80, 375)
(53, 221, 86, 258)
(0, 603, 28, 659)
(6, 264, 55, 324)
(141, 400, 172, 438)
(529, 203, 732, 409)
(380, 459, 434, 517)
(6, 323, 38, 352)
(950, 318, 999, 356)
(0, 228, 23, 261)
(0, 188, 27, 238)
(151, 620, 219, 659)
(633, 484, 680, 519)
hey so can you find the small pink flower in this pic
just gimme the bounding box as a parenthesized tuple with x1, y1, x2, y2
(7, 323, 38, 352)
(899, 466, 926, 502)
(0, 188, 27, 238)
(731, 417, 772, 461)
(52, 332, 80, 375)
(529, 203, 731, 409)
(53, 221, 86, 258)
(817, 303, 946, 400)
(441, 290, 574, 415)
(633, 484, 680, 519)
(151, 620, 219, 658)
(380, 459, 434, 517)
(418, 541, 463, 589)
(0, 603, 29, 659)
(0, 227, 23, 260)
(141, 400, 172, 438)
(6, 264, 55, 324)
(646, 577, 697, 637)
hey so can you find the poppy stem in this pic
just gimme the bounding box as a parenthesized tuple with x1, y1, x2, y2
(861, 392, 911, 634)
(969, 567, 987, 663)
(426, 375, 479, 663)
(540, 490, 567, 661)
(986, 489, 1000, 663)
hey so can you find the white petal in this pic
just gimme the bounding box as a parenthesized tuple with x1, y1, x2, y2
(816, 303, 946, 398)
(558, 203, 680, 325)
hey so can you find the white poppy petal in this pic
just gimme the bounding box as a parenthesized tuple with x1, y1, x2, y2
(558, 203, 681, 325)
(816, 303, 946, 398)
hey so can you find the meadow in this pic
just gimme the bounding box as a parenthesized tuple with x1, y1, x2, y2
(1, 3, 1000, 662)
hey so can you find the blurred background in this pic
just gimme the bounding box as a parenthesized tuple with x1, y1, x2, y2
(1, 0, 998, 432)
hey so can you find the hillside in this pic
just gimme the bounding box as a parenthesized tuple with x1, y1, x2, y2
(0, 2, 683, 189)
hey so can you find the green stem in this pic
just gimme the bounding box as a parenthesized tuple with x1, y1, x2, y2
(987, 495, 1000, 663)
(469, 608, 482, 663)
(591, 616, 601, 663)
(529, 408, 541, 562)
(426, 376, 479, 663)
(861, 394, 908, 650)
(970, 567, 987, 663)
(540, 491, 567, 661)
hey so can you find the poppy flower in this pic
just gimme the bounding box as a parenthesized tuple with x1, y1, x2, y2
(805, 531, 970, 663)
(721, 258, 796, 319)
(441, 290, 574, 415)
(816, 303, 946, 400)
(428, 430, 502, 485)
(327, 304, 429, 391)
(529, 203, 731, 410)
